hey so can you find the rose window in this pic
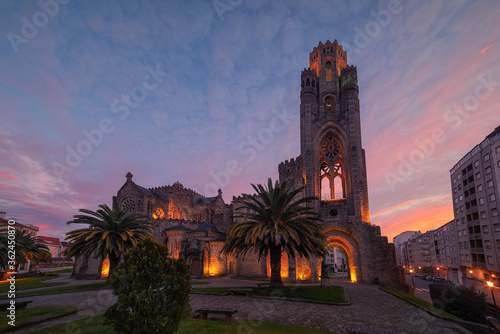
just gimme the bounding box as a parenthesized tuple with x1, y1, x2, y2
(194, 213, 202, 221)
(120, 197, 135, 212)
(321, 136, 342, 160)
(152, 207, 165, 219)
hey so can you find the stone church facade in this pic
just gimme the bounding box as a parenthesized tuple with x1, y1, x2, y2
(73, 40, 402, 287)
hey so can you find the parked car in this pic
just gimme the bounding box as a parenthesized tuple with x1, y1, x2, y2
(432, 277, 453, 284)
(425, 275, 433, 280)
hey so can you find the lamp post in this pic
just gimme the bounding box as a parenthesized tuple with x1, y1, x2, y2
(409, 269, 415, 289)
(487, 281, 500, 319)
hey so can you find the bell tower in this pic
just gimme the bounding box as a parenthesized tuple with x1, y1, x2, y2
(300, 40, 369, 223)
(280, 40, 402, 286)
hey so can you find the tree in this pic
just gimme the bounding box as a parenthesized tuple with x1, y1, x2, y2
(104, 238, 191, 334)
(222, 178, 327, 288)
(64, 204, 152, 278)
(431, 283, 488, 323)
(0, 229, 51, 271)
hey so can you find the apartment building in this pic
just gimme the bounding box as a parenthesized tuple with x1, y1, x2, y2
(450, 126, 500, 283)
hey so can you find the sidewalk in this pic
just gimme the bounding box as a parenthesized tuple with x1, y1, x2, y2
(8, 276, 474, 334)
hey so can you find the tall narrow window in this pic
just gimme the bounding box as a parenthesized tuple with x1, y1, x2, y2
(333, 175, 345, 199)
(326, 61, 332, 81)
(321, 176, 332, 200)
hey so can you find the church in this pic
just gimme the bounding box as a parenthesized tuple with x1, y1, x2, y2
(73, 40, 403, 287)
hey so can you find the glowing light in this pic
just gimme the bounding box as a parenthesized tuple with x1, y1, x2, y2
(101, 258, 110, 279)
(488, 281, 494, 288)
(350, 268, 357, 282)
(409, 269, 413, 273)
(469, 270, 473, 274)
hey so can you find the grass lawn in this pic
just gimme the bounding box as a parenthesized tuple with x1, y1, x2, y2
(380, 287, 459, 319)
(32, 314, 334, 334)
(48, 268, 73, 273)
(192, 285, 346, 303)
(0, 275, 67, 293)
(0, 306, 78, 332)
(0, 282, 110, 299)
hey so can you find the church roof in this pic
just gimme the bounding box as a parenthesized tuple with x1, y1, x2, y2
(137, 185, 158, 197)
(165, 225, 190, 232)
(196, 196, 217, 204)
(195, 222, 219, 232)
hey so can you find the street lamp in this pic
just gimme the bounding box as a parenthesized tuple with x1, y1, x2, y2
(487, 281, 500, 319)
(409, 269, 415, 289)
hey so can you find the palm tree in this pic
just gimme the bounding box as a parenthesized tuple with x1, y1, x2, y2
(0, 229, 51, 272)
(64, 204, 152, 278)
(222, 178, 327, 288)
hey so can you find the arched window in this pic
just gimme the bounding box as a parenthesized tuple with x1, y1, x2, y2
(321, 176, 332, 200)
(324, 95, 335, 113)
(326, 61, 332, 81)
(306, 78, 310, 86)
(333, 175, 345, 199)
(319, 137, 346, 200)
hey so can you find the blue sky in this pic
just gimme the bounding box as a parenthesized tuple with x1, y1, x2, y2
(1, 0, 499, 241)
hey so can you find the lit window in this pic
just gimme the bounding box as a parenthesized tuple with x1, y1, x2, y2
(479, 197, 485, 205)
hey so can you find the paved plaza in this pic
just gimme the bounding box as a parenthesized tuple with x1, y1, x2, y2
(6, 274, 476, 333)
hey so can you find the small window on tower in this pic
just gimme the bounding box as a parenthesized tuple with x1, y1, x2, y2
(326, 61, 332, 81)
(324, 95, 335, 113)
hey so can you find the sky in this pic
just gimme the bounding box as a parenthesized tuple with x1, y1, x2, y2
(0, 0, 499, 242)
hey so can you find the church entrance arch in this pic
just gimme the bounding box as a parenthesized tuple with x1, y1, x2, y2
(323, 226, 362, 282)
(187, 255, 201, 276)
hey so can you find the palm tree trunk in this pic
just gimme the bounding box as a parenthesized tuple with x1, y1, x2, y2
(108, 253, 120, 281)
(269, 244, 283, 288)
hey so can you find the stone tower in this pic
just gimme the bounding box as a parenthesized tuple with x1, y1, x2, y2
(279, 40, 403, 286)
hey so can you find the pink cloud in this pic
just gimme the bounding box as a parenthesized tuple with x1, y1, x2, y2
(480, 44, 494, 54)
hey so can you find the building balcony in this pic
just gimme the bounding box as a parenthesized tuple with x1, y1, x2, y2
(470, 247, 484, 254)
(472, 261, 487, 270)
(468, 232, 482, 240)
(467, 219, 480, 228)
(464, 193, 476, 201)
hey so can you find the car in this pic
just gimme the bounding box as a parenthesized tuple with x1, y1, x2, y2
(425, 275, 433, 280)
(433, 277, 453, 284)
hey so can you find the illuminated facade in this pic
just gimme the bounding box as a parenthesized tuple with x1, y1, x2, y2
(278, 40, 402, 285)
(74, 40, 403, 285)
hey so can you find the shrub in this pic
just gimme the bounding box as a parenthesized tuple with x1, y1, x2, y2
(431, 283, 487, 323)
(104, 238, 191, 333)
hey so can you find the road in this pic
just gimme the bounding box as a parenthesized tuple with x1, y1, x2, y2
(406, 274, 433, 302)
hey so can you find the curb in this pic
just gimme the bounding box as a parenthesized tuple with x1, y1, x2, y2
(0, 309, 78, 333)
(190, 289, 351, 306)
(0, 287, 111, 300)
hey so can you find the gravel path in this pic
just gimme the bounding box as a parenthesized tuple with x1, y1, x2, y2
(7, 278, 474, 334)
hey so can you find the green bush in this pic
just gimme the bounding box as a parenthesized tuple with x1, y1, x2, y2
(104, 238, 191, 333)
(431, 284, 487, 323)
